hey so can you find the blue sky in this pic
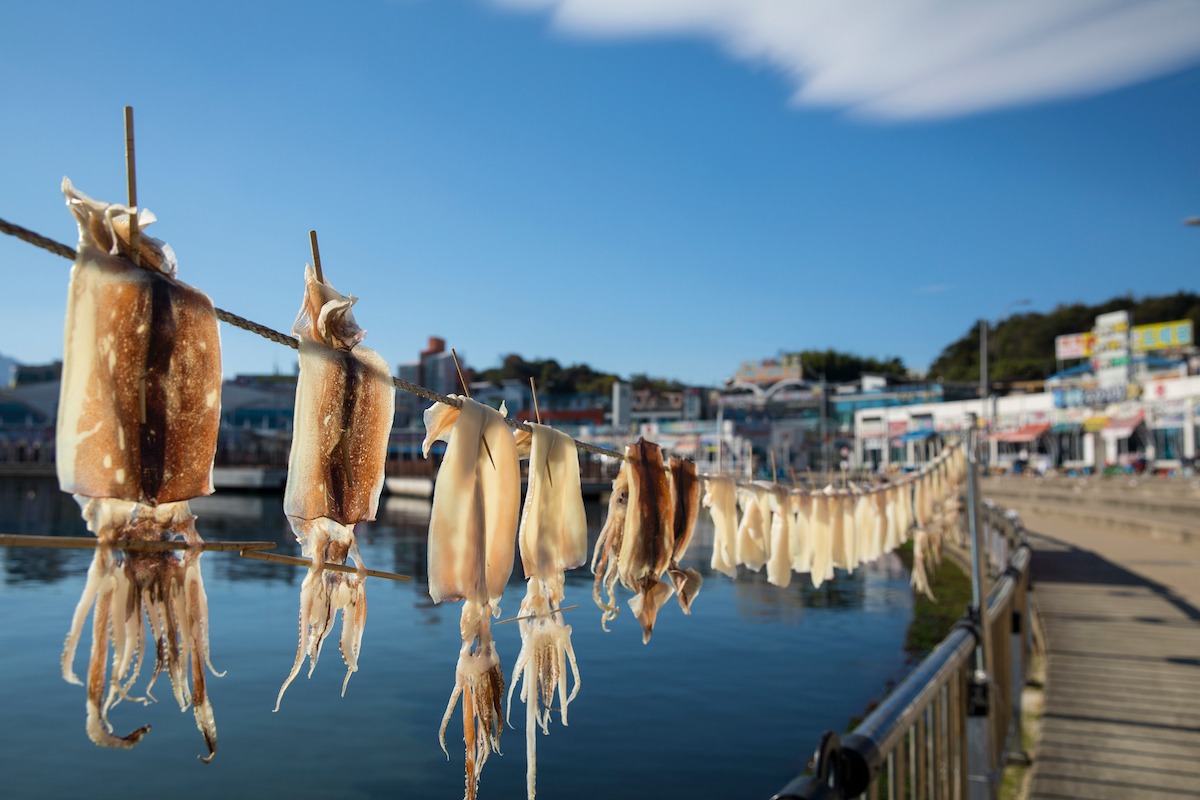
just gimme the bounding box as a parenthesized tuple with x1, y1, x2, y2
(2, 0, 1198, 387)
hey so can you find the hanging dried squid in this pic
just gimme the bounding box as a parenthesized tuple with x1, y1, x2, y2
(57, 179, 223, 761)
(666, 456, 704, 612)
(275, 264, 394, 708)
(591, 438, 677, 644)
(702, 474, 738, 579)
(424, 396, 521, 800)
(507, 422, 586, 800)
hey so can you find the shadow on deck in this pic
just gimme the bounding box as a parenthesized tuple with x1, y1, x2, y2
(1025, 528, 1200, 799)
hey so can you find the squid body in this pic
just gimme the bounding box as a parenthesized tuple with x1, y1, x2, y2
(56, 179, 223, 761)
(424, 396, 520, 800)
(508, 422, 587, 800)
(276, 264, 394, 708)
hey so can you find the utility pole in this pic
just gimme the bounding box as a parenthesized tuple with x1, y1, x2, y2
(819, 373, 829, 473)
(979, 320, 988, 469)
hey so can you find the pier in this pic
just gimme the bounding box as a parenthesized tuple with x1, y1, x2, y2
(990, 479, 1200, 800)
(772, 459, 1200, 799)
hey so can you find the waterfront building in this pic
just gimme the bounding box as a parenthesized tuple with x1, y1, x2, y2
(395, 336, 463, 427)
(855, 372, 1200, 475)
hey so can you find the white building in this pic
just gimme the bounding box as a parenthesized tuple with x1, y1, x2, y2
(855, 374, 1200, 475)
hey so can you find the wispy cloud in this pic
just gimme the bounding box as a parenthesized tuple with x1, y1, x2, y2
(491, 0, 1200, 120)
(915, 283, 952, 295)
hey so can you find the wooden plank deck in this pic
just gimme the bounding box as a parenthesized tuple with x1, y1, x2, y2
(1017, 508, 1200, 799)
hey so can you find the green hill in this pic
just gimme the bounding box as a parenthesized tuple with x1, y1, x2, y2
(928, 291, 1200, 383)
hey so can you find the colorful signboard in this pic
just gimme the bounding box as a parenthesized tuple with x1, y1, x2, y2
(1092, 310, 1132, 392)
(1056, 319, 1193, 360)
(1054, 332, 1093, 360)
(1053, 384, 1128, 408)
(1132, 319, 1193, 352)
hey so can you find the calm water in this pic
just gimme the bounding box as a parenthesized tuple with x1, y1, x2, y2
(0, 477, 914, 800)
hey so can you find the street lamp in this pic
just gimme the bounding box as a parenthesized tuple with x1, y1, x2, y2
(980, 298, 1032, 465)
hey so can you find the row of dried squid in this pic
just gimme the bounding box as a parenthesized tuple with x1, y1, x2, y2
(422, 396, 597, 800)
(54, 180, 395, 763)
(51, 179, 971, 797)
(702, 444, 967, 599)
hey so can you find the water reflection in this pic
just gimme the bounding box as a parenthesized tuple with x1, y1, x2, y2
(0, 478, 916, 800)
(1, 477, 906, 626)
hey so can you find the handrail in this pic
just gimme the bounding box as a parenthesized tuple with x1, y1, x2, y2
(835, 628, 976, 795)
(771, 485, 1033, 800)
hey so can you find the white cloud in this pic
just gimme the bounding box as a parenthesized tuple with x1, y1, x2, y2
(491, 0, 1200, 120)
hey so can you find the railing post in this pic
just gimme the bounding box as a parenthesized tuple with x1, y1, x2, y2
(963, 416, 995, 799)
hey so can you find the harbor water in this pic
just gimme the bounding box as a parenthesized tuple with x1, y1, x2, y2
(0, 477, 915, 800)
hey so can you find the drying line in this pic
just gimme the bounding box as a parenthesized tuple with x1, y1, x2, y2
(0, 215, 962, 487)
(0, 534, 276, 552)
(0, 215, 626, 462)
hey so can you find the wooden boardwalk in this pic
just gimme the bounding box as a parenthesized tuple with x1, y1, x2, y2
(1015, 507, 1200, 799)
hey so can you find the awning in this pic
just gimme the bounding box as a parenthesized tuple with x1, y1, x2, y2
(1105, 410, 1145, 439)
(1050, 422, 1081, 434)
(893, 429, 936, 443)
(992, 423, 1050, 444)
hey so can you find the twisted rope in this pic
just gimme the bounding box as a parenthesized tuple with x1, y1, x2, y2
(1, 215, 625, 460)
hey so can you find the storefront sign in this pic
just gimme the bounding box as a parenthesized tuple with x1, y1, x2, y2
(1149, 399, 1186, 428)
(858, 418, 885, 436)
(1132, 319, 1193, 351)
(1093, 311, 1131, 392)
(1054, 332, 1093, 360)
(1053, 384, 1128, 408)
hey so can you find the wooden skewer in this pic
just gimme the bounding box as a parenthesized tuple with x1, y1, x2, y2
(451, 347, 497, 469)
(495, 604, 579, 626)
(529, 377, 553, 486)
(450, 348, 470, 398)
(770, 451, 778, 481)
(0, 534, 276, 553)
(123, 106, 140, 267)
(237, 549, 413, 582)
(529, 377, 542, 424)
(308, 230, 324, 283)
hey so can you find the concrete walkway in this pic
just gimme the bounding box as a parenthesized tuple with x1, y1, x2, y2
(1015, 508, 1200, 799)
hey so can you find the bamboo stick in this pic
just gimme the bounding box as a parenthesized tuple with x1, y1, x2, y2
(451, 347, 497, 469)
(238, 549, 413, 582)
(495, 604, 579, 626)
(309, 229, 324, 283)
(529, 377, 553, 486)
(124, 106, 139, 267)
(0, 534, 275, 552)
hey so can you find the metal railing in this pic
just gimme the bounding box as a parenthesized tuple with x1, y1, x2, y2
(772, 423, 1033, 800)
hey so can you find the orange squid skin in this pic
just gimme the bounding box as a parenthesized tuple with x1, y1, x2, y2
(57, 179, 224, 762)
(56, 237, 222, 508)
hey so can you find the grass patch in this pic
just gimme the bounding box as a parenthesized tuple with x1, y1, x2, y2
(895, 540, 975, 657)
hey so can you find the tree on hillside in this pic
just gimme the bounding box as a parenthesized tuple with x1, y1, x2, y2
(478, 354, 621, 395)
(796, 349, 908, 383)
(928, 292, 1200, 382)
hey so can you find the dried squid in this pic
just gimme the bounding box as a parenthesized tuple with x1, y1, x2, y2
(424, 396, 521, 800)
(789, 491, 813, 575)
(734, 485, 768, 572)
(910, 527, 936, 600)
(276, 264, 394, 708)
(507, 423, 586, 800)
(57, 179, 222, 761)
(763, 483, 792, 588)
(591, 438, 676, 644)
(666, 456, 704, 612)
(702, 474, 738, 578)
(808, 490, 833, 588)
